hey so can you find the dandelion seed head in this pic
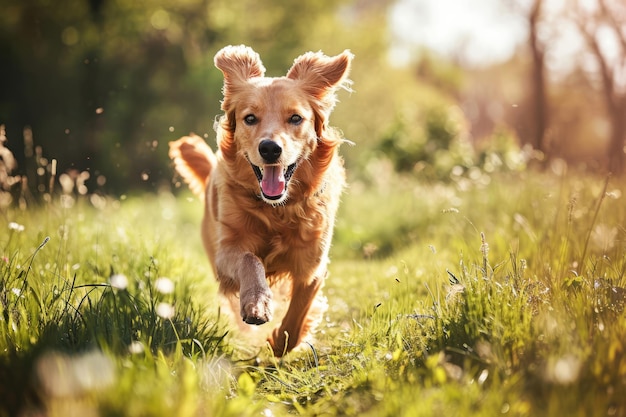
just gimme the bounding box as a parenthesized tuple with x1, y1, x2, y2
(109, 274, 128, 290)
(606, 189, 621, 199)
(155, 277, 175, 294)
(129, 341, 145, 354)
(156, 302, 175, 319)
(8, 222, 24, 232)
(547, 354, 581, 385)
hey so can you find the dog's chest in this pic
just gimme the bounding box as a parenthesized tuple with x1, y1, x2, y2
(262, 206, 324, 249)
(254, 201, 327, 272)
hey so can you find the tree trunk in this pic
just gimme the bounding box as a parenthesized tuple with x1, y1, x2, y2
(528, 0, 548, 154)
(608, 99, 626, 174)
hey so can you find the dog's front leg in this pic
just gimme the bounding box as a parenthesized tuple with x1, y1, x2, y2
(216, 250, 273, 325)
(269, 275, 323, 356)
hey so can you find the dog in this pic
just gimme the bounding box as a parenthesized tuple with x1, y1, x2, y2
(169, 45, 353, 356)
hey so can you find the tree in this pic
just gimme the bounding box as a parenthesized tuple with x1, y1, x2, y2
(572, 0, 626, 174)
(0, 0, 355, 193)
(527, 0, 549, 155)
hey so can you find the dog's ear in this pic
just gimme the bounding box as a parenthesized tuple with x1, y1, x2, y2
(286, 50, 353, 108)
(214, 45, 266, 106)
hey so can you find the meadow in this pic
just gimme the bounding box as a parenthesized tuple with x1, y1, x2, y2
(1, 168, 625, 417)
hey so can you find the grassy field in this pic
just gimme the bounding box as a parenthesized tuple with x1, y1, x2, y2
(1, 169, 625, 416)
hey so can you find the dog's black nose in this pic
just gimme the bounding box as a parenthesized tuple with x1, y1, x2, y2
(258, 140, 282, 163)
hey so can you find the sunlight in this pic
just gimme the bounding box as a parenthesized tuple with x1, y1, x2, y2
(388, 0, 527, 66)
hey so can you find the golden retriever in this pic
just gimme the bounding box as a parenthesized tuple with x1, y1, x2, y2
(169, 45, 353, 356)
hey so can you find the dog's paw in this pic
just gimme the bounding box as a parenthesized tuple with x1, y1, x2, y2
(267, 328, 297, 357)
(240, 287, 273, 325)
(267, 329, 286, 357)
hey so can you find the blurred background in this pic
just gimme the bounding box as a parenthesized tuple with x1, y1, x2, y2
(0, 0, 624, 196)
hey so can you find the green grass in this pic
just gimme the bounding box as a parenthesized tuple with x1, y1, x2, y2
(1, 170, 625, 417)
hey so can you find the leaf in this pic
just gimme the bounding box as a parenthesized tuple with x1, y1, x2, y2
(237, 372, 256, 397)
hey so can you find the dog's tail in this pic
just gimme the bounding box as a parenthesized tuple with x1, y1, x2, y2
(169, 134, 217, 198)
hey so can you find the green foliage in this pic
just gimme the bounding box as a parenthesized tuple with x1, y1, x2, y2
(371, 105, 532, 184)
(0, 193, 230, 416)
(0, 0, 363, 193)
(376, 104, 472, 176)
(0, 0, 486, 195)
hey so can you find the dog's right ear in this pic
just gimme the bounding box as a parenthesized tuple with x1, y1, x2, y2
(214, 45, 266, 108)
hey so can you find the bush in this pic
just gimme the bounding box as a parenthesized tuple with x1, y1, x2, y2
(375, 104, 473, 180)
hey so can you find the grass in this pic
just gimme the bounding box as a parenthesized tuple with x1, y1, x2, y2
(1, 169, 625, 416)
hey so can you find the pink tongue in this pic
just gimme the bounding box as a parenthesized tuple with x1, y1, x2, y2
(261, 165, 285, 197)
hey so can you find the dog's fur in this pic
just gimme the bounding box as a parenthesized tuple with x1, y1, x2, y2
(169, 45, 353, 356)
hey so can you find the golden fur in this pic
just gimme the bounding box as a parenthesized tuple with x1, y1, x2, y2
(169, 45, 353, 356)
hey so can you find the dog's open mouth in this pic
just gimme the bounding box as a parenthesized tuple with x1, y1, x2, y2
(249, 161, 298, 201)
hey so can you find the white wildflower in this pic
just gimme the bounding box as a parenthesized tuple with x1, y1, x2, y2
(156, 302, 175, 319)
(109, 274, 128, 290)
(128, 341, 145, 355)
(546, 354, 581, 385)
(8, 222, 24, 232)
(154, 277, 175, 294)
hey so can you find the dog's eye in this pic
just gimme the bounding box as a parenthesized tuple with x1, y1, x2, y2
(288, 114, 303, 125)
(244, 114, 257, 125)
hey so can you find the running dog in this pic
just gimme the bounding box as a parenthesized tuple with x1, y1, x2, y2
(169, 45, 353, 356)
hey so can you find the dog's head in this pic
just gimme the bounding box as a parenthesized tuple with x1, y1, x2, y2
(214, 45, 353, 205)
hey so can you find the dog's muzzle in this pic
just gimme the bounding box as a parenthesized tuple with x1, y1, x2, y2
(249, 161, 298, 201)
(246, 155, 298, 200)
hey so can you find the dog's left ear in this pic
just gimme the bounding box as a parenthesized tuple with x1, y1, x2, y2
(286, 50, 353, 111)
